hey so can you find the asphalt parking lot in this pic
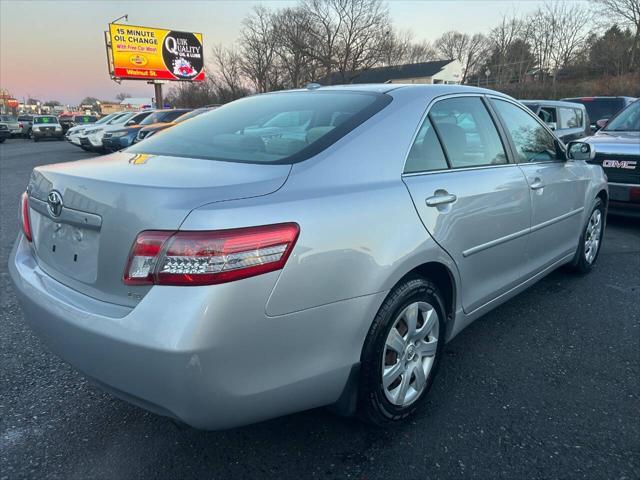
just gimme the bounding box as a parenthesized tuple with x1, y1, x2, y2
(0, 138, 638, 480)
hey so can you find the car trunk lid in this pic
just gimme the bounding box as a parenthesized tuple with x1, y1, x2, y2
(27, 151, 291, 307)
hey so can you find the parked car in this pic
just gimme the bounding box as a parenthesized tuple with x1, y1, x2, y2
(102, 109, 190, 152)
(0, 114, 20, 137)
(134, 107, 213, 143)
(66, 112, 127, 148)
(581, 99, 640, 218)
(78, 111, 151, 153)
(17, 114, 34, 138)
(31, 115, 64, 141)
(10, 85, 607, 430)
(520, 100, 590, 143)
(561, 96, 636, 132)
(0, 123, 10, 143)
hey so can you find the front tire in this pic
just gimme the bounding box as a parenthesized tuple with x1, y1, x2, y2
(572, 198, 605, 273)
(358, 276, 446, 426)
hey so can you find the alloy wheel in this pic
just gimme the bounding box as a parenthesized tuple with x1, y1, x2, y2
(584, 209, 602, 264)
(382, 301, 439, 407)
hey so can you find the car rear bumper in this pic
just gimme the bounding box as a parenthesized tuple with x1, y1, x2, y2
(9, 234, 378, 429)
(0, 130, 10, 140)
(608, 182, 640, 218)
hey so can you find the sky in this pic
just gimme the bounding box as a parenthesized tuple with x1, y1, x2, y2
(0, 0, 590, 105)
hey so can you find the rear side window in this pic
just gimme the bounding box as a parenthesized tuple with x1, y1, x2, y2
(405, 117, 448, 173)
(559, 108, 581, 129)
(429, 97, 507, 168)
(127, 91, 391, 164)
(492, 99, 558, 163)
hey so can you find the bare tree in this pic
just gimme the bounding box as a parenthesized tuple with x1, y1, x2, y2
(273, 7, 320, 88)
(594, 0, 640, 70)
(210, 45, 250, 101)
(435, 31, 489, 83)
(297, 0, 391, 83)
(115, 92, 132, 101)
(240, 6, 280, 92)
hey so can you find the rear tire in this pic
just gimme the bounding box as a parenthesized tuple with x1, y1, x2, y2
(571, 198, 605, 273)
(358, 276, 446, 427)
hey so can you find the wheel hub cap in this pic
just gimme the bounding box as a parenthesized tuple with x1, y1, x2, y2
(382, 301, 439, 407)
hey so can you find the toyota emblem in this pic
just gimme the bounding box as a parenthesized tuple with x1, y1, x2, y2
(47, 190, 63, 218)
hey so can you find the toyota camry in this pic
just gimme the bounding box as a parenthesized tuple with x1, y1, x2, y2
(10, 84, 607, 429)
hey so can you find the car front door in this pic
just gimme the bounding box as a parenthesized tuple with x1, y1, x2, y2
(558, 106, 585, 142)
(490, 98, 588, 273)
(403, 95, 533, 313)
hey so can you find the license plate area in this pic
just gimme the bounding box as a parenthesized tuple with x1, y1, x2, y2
(32, 210, 100, 283)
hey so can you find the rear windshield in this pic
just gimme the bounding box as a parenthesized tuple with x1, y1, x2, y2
(565, 98, 625, 122)
(0, 115, 15, 121)
(175, 108, 208, 123)
(127, 91, 391, 164)
(604, 101, 640, 132)
(33, 116, 58, 124)
(74, 115, 97, 123)
(18, 116, 32, 121)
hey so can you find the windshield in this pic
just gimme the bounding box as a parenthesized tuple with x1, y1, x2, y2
(95, 113, 119, 124)
(110, 112, 135, 124)
(33, 116, 58, 124)
(74, 115, 97, 123)
(566, 98, 625, 123)
(604, 101, 640, 132)
(175, 109, 208, 123)
(128, 91, 391, 164)
(139, 110, 190, 125)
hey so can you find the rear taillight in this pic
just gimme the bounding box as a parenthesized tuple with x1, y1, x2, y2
(21, 192, 32, 242)
(123, 223, 299, 286)
(18, 122, 23, 128)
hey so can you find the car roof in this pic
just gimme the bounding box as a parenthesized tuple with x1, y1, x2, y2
(520, 99, 586, 109)
(561, 96, 637, 100)
(277, 83, 512, 99)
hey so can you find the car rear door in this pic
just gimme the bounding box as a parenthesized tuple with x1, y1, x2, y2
(402, 94, 532, 313)
(490, 97, 587, 273)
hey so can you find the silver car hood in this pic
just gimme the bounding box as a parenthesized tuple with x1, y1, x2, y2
(27, 151, 291, 306)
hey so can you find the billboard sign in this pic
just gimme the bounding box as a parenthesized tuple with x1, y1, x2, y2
(107, 23, 205, 82)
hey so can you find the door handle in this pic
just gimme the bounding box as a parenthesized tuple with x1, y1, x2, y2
(529, 177, 545, 190)
(426, 192, 457, 207)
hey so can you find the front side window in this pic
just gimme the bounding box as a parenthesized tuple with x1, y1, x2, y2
(492, 99, 558, 163)
(127, 91, 391, 164)
(429, 97, 507, 168)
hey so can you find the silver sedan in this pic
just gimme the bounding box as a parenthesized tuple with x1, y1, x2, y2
(9, 84, 607, 429)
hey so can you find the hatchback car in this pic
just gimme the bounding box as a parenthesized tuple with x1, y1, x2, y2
(10, 85, 607, 430)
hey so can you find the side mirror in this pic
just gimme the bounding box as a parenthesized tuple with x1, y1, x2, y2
(546, 122, 557, 131)
(595, 119, 608, 129)
(125, 120, 136, 126)
(567, 141, 595, 161)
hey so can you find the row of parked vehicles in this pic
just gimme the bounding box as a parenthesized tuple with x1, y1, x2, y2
(64, 107, 214, 153)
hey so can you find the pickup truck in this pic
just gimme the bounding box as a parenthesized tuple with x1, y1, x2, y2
(583, 100, 640, 218)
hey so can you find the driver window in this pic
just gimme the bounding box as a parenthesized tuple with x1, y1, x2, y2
(492, 99, 559, 163)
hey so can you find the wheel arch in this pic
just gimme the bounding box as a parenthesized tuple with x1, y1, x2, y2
(403, 261, 456, 328)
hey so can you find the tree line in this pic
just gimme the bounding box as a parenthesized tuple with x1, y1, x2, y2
(164, 0, 639, 106)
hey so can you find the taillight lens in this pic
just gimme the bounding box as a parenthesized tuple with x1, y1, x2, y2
(123, 223, 299, 286)
(21, 192, 32, 242)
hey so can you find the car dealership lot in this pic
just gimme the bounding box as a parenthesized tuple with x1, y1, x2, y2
(1, 139, 638, 479)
